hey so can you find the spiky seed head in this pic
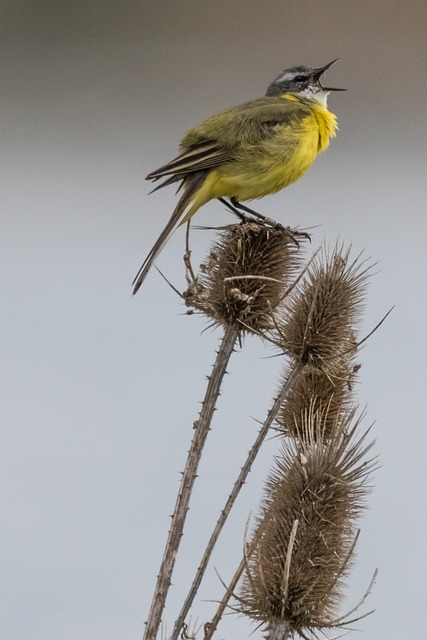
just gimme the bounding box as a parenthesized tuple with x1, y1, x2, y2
(276, 246, 369, 373)
(238, 412, 376, 636)
(277, 362, 356, 441)
(185, 222, 302, 333)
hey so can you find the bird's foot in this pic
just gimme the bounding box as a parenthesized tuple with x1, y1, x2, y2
(224, 198, 311, 246)
(278, 226, 311, 247)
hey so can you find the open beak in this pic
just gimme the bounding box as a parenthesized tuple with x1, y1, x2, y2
(313, 59, 346, 91)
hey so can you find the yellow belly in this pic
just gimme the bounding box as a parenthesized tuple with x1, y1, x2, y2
(211, 125, 320, 201)
(181, 101, 337, 222)
(211, 109, 334, 201)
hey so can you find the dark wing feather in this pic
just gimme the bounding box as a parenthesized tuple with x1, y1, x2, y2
(148, 173, 185, 194)
(146, 141, 233, 183)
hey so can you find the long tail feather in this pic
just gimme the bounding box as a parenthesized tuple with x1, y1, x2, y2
(132, 201, 191, 295)
(132, 173, 206, 295)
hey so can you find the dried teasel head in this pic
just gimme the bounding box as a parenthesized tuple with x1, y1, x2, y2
(277, 361, 358, 442)
(184, 222, 303, 333)
(276, 245, 370, 374)
(237, 411, 376, 637)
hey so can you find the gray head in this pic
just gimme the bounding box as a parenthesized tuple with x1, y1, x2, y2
(266, 59, 345, 102)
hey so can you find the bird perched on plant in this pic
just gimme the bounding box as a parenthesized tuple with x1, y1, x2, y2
(133, 59, 344, 294)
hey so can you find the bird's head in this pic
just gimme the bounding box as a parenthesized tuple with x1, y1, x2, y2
(265, 59, 345, 104)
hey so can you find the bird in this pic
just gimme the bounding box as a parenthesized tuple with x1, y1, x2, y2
(132, 59, 344, 294)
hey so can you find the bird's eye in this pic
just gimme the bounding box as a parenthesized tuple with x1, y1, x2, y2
(293, 75, 306, 83)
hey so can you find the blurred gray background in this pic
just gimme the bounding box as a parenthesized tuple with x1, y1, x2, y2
(1, 1, 426, 638)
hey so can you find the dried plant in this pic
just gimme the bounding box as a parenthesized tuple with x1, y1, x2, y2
(142, 227, 380, 640)
(276, 246, 370, 374)
(184, 222, 303, 333)
(144, 222, 304, 640)
(237, 409, 377, 639)
(171, 365, 304, 640)
(277, 361, 357, 441)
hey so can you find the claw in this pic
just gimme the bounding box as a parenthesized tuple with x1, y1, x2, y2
(218, 197, 311, 247)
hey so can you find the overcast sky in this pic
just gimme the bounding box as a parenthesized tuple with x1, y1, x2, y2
(1, 1, 427, 639)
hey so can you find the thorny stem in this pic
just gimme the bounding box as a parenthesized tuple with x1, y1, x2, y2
(195, 363, 304, 640)
(143, 326, 240, 640)
(204, 530, 261, 640)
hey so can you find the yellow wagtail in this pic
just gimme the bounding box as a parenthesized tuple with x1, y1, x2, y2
(133, 59, 344, 294)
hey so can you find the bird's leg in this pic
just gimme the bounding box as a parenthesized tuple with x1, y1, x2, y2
(220, 197, 277, 226)
(218, 197, 247, 222)
(230, 198, 311, 245)
(230, 198, 280, 227)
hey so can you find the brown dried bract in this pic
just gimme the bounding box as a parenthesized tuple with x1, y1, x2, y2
(276, 246, 370, 373)
(184, 222, 303, 333)
(238, 412, 376, 637)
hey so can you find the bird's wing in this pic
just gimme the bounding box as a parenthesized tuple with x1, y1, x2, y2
(181, 96, 310, 146)
(146, 96, 309, 186)
(146, 141, 233, 183)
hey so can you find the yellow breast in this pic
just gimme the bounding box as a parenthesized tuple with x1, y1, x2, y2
(186, 96, 338, 215)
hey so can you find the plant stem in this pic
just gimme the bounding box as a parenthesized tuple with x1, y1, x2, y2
(177, 362, 304, 640)
(143, 325, 239, 640)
